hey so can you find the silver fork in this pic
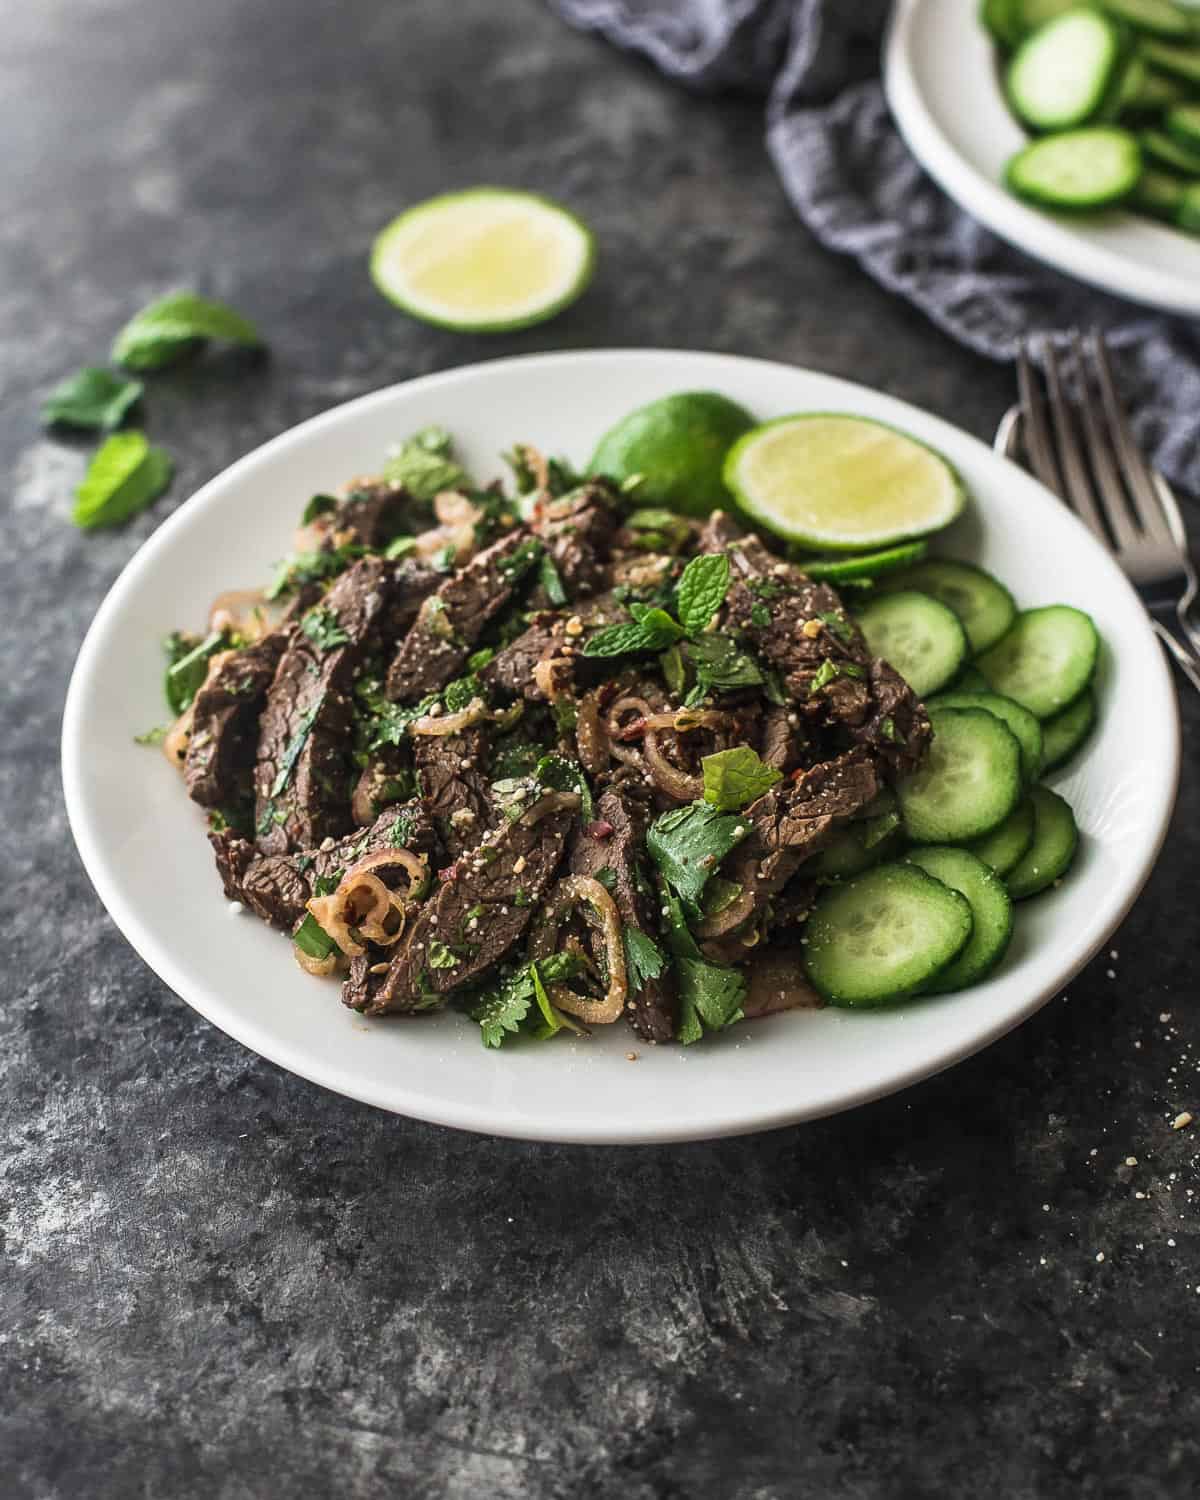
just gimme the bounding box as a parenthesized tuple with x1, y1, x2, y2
(995, 330, 1200, 697)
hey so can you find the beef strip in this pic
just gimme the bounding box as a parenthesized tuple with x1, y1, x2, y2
(254, 556, 399, 854)
(185, 628, 291, 809)
(568, 778, 676, 1043)
(333, 481, 420, 548)
(385, 529, 533, 702)
(848, 658, 932, 777)
(210, 802, 438, 929)
(480, 614, 570, 702)
(530, 482, 619, 602)
(745, 749, 880, 892)
(344, 795, 576, 1016)
(412, 725, 495, 858)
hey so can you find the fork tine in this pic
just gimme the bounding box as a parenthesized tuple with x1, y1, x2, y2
(1041, 338, 1111, 543)
(1087, 331, 1175, 546)
(1069, 330, 1141, 553)
(1016, 340, 1063, 497)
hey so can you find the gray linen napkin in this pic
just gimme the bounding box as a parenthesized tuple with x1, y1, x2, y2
(550, 0, 1200, 497)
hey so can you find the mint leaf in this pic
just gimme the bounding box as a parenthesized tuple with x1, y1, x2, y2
(42, 368, 143, 432)
(112, 292, 261, 370)
(625, 508, 691, 554)
(72, 431, 172, 529)
(383, 425, 470, 500)
(688, 633, 763, 693)
(539, 552, 567, 605)
(658, 884, 745, 1044)
(165, 629, 225, 715)
(701, 747, 781, 812)
(660, 643, 686, 698)
(676, 553, 730, 636)
(623, 927, 666, 992)
(535, 753, 594, 823)
(646, 802, 750, 916)
(583, 605, 684, 659)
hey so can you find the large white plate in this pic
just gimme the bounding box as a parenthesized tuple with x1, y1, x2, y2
(886, 0, 1200, 317)
(62, 350, 1179, 1143)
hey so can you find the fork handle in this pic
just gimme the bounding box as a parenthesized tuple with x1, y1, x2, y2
(1151, 618, 1200, 699)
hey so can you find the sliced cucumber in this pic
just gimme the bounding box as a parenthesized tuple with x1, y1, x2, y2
(1132, 165, 1191, 219)
(1129, 67, 1191, 111)
(1140, 127, 1200, 174)
(967, 798, 1037, 876)
(928, 691, 1045, 783)
(808, 824, 904, 880)
(798, 541, 927, 583)
(1166, 102, 1200, 151)
(1006, 128, 1143, 210)
(976, 605, 1100, 718)
(899, 707, 1023, 844)
(1141, 38, 1200, 87)
(906, 847, 1014, 993)
(950, 664, 992, 693)
(1098, 54, 1148, 121)
(1177, 180, 1200, 229)
(877, 558, 1017, 655)
(1013, 0, 1086, 33)
(1041, 687, 1098, 768)
(804, 865, 973, 1007)
(982, 0, 1022, 46)
(855, 591, 967, 698)
(1007, 10, 1125, 130)
(1099, 0, 1194, 38)
(1006, 785, 1080, 898)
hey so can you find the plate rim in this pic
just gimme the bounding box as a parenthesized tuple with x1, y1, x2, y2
(61, 348, 1182, 1143)
(885, 0, 1200, 319)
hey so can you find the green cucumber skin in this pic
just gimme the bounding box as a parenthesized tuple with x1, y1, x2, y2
(1006, 786, 1080, 899)
(976, 606, 1100, 719)
(928, 691, 1045, 783)
(967, 799, 1037, 877)
(899, 708, 1024, 846)
(1166, 103, 1200, 153)
(1005, 130, 1143, 211)
(856, 591, 968, 700)
(906, 847, 1015, 994)
(1006, 12, 1124, 131)
(876, 559, 1016, 656)
(1041, 689, 1098, 769)
(1140, 128, 1200, 176)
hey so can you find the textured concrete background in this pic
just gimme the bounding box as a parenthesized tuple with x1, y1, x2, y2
(3, 2, 1199, 1495)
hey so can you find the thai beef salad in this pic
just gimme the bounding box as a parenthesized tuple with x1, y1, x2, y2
(151, 410, 1100, 1048)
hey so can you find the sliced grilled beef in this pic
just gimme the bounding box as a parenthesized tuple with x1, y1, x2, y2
(185, 629, 291, 809)
(344, 793, 576, 1016)
(569, 779, 676, 1043)
(334, 481, 421, 548)
(481, 615, 570, 701)
(254, 557, 398, 854)
(531, 482, 619, 602)
(211, 803, 437, 929)
(385, 529, 534, 702)
(745, 748, 879, 888)
(412, 725, 495, 857)
(849, 658, 932, 777)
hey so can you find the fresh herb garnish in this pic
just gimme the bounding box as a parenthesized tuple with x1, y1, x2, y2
(467, 646, 495, 672)
(687, 634, 764, 694)
(384, 535, 416, 559)
(675, 553, 730, 636)
(270, 694, 326, 798)
(427, 940, 459, 970)
(701, 747, 782, 812)
(646, 801, 750, 917)
(266, 543, 364, 601)
(659, 884, 745, 1045)
(42, 368, 143, 432)
(112, 291, 262, 370)
(470, 953, 586, 1048)
(583, 604, 684, 659)
(165, 630, 226, 715)
(73, 430, 172, 530)
(443, 673, 485, 713)
(301, 606, 350, 652)
(818, 610, 854, 644)
(624, 508, 691, 554)
(383, 425, 470, 500)
(539, 553, 568, 606)
(497, 537, 545, 585)
(301, 493, 339, 526)
(134, 725, 168, 746)
(354, 676, 439, 751)
(809, 659, 864, 695)
(535, 753, 594, 822)
(623, 927, 666, 992)
(660, 643, 687, 698)
(388, 810, 418, 847)
(595, 866, 617, 892)
(293, 913, 337, 962)
(879, 715, 899, 743)
(431, 543, 457, 572)
(749, 602, 771, 629)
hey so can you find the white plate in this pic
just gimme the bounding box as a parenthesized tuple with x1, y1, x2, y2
(886, 0, 1200, 318)
(62, 350, 1179, 1144)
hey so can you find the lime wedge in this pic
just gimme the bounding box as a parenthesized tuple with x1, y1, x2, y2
(371, 188, 594, 333)
(724, 413, 966, 551)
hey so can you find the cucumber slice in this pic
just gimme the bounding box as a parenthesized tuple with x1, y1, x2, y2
(928, 691, 1045, 782)
(976, 606, 1100, 718)
(981, 0, 1022, 46)
(1006, 128, 1143, 209)
(1041, 687, 1098, 768)
(855, 591, 967, 698)
(899, 707, 1023, 844)
(1013, 0, 1086, 33)
(951, 665, 992, 693)
(906, 848, 1015, 993)
(1132, 165, 1191, 219)
(1099, 0, 1194, 38)
(1007, 10, 1125, 130)
(1098, 54, 1147, 121)
(1140, 127, 1200, 174)
(804, 865, 973, 1007)
(1006, 785, 1080, 898)
(808, 824, 904, 880)
(967, 798, 1037, 875)
(1129, 67, 1191, 112)
(1166, 102, 1200, 151)
(1177, 180, 1200, 230)
(797, 541, 928, 582)
(1141, 39, 1200, 87)
(876, 559, 1017, 655)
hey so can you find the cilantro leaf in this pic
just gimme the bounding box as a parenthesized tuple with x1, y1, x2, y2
(383, 425, 470, 500)
(471, 954, 586, 1048)
(701, 747, 782, 812)
(112, 292, 261, 370)
(809, 659, 864, 695)
(270, 693, 326, 798)
(72, 431, 172, 530)
(583, 605, 684, 659)
(658, 884, 745, 1045)
(301, 606, 350, 653)
(646, 802, 750, 916)
(266, 543, 364, 600)
(134, 725, 168, 746)
(675, 553, 730, 636)
(443, 672, 485, 713)
(623, 927, 666, 992)
(165, 629, 226, 715)
(539, 552, 567, 606)
(293, 913, 337, 962)
(301, 493, 339, 526)
(42, 368, 143, 432)
(688, 634, 763, 693)
(427, 940, 460, 970)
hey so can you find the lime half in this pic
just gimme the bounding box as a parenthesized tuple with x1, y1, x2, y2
(724, 413, 966, 551)
(371, 188, 594, 333)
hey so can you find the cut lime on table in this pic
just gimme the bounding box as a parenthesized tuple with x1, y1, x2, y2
(371, 188, 594, 332)
(724, 413, 966, 550)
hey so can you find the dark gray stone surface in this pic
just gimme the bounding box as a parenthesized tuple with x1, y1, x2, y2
(3, 2, 1198, 1495)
